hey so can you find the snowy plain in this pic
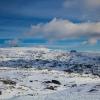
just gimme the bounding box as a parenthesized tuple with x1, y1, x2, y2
(0, 47, 100, 100)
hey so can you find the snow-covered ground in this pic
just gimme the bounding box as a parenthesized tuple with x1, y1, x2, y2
(0, 47, 100, 100)
(0, 47, 100, 76)
(0, 68, 100, 100)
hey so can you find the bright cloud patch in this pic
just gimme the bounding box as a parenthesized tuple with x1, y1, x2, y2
(29, 18, 100, 42)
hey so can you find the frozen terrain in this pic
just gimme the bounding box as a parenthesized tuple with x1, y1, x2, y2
(0, 47, 100, 76)
(0, 68, 100, 100)
(0, 47, 100, 100)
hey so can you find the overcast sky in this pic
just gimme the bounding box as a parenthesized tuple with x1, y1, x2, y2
(0, 0, 100, 52)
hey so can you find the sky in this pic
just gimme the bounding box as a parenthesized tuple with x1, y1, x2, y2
(0, 0, 100, 52)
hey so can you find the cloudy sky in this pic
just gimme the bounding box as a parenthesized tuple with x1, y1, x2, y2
(0, 0, 100, 52)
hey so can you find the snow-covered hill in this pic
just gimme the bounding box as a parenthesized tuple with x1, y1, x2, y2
(0, 47, 100, 76)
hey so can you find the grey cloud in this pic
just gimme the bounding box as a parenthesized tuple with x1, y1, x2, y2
(28, 18, 100, 41)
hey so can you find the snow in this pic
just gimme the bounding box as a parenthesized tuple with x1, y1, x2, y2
(0, 68, 100, 100)
(0, 47, 100, 100)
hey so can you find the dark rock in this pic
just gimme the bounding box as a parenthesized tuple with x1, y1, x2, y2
(43, 80, 61, 85)
(29, 80, 33, 82)
(0, 79, 16, 85)
(0, 91, 2, 95)
(64, 69, 73, 73)
(44, 81, 52, 84)
(71, 84, 77, 87)
(45, 86, 55, 90)
(52, 80, 61, 85)
(28, 94, 34, 96)
(88, 89, 98, 92)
